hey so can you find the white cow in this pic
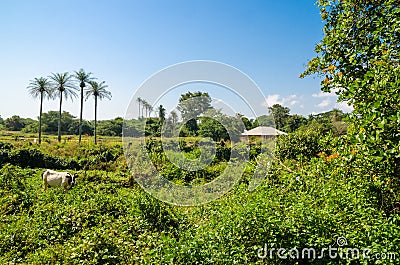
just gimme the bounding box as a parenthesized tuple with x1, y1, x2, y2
(42, 169, 77, 191)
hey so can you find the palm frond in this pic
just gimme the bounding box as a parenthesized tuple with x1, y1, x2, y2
(86, 81, 112, 101)
(74, 68, 95, 86)
(49, 72, 78, 101)
(27, 77, 53, 99)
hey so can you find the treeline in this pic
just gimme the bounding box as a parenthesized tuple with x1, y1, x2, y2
(0, 104, 349, 138)
(0, 112, 122, 137)
(246, 104, 349, 135)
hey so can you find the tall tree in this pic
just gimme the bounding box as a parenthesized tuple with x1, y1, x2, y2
(145, 102, 153, 118)
(141, 100, 152, 118)
(157, 105, 166, 122)
(74, 69, 94, 144)
(283, 114, 307, 133)
(27, 77, 53, 144)
(4, 116, 25, 131)
(86, 81, 112, 144)
(50, 72, 77, 142)
(301, 0, 400, 211)
(268, 104, 290, 130)
(177, 91, 212, 135)
(141, 99, 146, 118)
(136, 97, 143, 118)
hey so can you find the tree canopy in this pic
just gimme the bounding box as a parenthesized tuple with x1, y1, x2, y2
(302, 0, 400, 211)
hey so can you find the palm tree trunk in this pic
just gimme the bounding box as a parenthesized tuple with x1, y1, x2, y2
(78, 85, 84, 144)
(38, 92, 43, 144)
(58, 91, 63, 142)
(94, 95, 97, 144)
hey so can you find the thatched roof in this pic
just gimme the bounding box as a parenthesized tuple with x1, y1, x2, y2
(241, 126, 287, 136)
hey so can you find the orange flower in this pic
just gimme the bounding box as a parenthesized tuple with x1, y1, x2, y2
(328, 64, 336, 71)
(325, 152, 339, 162)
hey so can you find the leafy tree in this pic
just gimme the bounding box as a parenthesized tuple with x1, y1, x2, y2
(255, 114, 274, 128)
(74, 69, 94, 144)
(67, 119, 93, 136)
(301, 0, 400, 211)
(239, 115, 252, 131)
(198, 109, 243, 142)
(21, 120, 39, 133)
(50, 72, 77, 142)
(283, 114, 308, 133)
(97, 117, 123, 136)
(4, 116, 25, 131)
(27, 77, 53, 144)
(268, 104, 290, 130)
(177, 91, 212, 135)
(86, 81, 112, 144)
(41, 111, 76, 133)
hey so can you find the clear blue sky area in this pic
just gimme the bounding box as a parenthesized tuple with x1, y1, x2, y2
(0, 0, 352, 121)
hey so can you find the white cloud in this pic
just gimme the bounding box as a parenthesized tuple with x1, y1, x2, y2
(312, 91, 336, 98)
(264, 94, 300, 108)
(264, 94, 282, 106)
(317, 99, 331, 108)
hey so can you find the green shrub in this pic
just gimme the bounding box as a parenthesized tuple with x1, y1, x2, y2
(276, 128, 323, 161)
(0, 164, 36, 216)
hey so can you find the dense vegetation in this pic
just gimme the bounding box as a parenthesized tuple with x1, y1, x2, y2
(0, 129, 399, 264)
(0, 0, 399, 263)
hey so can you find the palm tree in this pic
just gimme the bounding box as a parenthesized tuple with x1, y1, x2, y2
(27, 77, 53, 144)
(136, 97, 143, 118)
(49, 72, 77, 142)
(143, 101, 153, 118)
(141, 98, 148, 118)
(146, 102, 153, 118)
(86, 81, 112, 144)
(74, 69, 94, 144)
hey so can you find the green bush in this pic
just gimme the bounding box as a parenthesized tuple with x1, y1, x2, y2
(0, 164, 36, 216)
(8, 148, 74, 169)
(276, 128, 322, 161)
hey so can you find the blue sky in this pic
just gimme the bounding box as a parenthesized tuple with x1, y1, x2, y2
(0, 0, 352, 120)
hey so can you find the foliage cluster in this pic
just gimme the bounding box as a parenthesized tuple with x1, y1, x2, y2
(302, 0, 400, 213)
